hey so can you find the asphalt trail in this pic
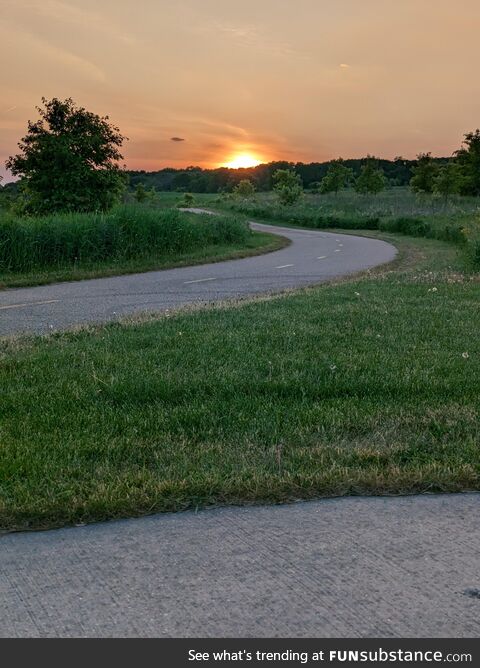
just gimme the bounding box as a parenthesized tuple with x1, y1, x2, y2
(0, 220, 396, 336)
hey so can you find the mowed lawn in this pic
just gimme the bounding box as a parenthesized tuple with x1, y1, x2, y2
(0, 233, 479, 530)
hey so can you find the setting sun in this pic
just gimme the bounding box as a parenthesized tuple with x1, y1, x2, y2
(222, 153, 263, 169)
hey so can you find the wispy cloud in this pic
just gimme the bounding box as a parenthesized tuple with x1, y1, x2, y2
(3, 0, 135, 45)
(193, 21, 309, 60)
(9, 26, 106, 82)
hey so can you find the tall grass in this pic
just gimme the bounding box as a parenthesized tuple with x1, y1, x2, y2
(0, 205, 251, 274)
(220, 189, 480, 267)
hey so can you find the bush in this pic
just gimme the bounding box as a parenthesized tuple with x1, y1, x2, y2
(380, 217, 432, 237)
(0, 206, 250, 274)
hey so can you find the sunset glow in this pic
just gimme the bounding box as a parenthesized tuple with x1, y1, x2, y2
(222, 154, 263, 169)
(1, 0, 480, 182)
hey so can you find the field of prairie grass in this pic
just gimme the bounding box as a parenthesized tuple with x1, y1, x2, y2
(0, 204, 282, 288)
(213, 188, 480, 266)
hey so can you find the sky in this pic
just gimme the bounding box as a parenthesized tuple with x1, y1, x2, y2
(1, 0, 480, 181)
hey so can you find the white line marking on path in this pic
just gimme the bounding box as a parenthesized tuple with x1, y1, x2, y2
(276, 264, 294, 269)
(317, 256, 327, 259)
(183, 277, 216, 284)
(0, 299, 59, 311)
(334, 249, 341, 253)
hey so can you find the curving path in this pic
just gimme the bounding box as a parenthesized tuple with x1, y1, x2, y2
(0, 218, 396, 336)
(1, 221, 478, 637)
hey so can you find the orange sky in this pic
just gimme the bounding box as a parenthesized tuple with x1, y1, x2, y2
(1, 0, 480, 181)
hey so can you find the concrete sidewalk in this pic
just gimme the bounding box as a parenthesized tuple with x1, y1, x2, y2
(1, 494, 479, 637)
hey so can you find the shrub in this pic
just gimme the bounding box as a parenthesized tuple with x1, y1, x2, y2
(380, 217, 432, 237)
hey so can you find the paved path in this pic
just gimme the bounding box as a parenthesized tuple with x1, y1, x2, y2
(0, 221, 396, 336)
(1, 494, 479, 638)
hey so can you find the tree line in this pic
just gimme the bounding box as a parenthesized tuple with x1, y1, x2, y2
(2, 97, 480, 215)
(127, 156, 419, 194)
(128, 137, 480, 200)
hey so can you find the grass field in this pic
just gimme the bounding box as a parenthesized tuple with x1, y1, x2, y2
(1, 227, 479, 531)
(215, 189, 480, 267)
(127, 188, 480, 267)
(0, 204, 283, 288)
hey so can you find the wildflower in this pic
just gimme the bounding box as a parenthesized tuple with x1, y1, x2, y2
(354, 292, 360, 297)
(330, 364, 337, 371)
(462, 352, 469, 359)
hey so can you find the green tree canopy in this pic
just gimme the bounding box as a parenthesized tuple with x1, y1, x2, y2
(433, 162, 463, 203)
(272, 169, 303, 205)
(355, 157, 386, 195)
(135, 183, 148, 203)
(234, 179, 256, 197)
(410, 153, 439, 194)
(320, 159, 353, 195)
(455, 129, 480, 196)
(6, 97, 127, 214)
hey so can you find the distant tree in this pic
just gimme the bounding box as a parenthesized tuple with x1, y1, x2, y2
(234, 179, 256, 198)
(135, 183, 148, 203)
(272, 169, 303, 205)
(455, 129, 480, 196)
(320, 159, 353, 195)
(6, 97, 127, 214)
(410, 153, 439, 194)
(147, 186, 159, 203)
(433, 162, 463, 203)
(181, 193, 194, 207)
(355, 157, 387, 195)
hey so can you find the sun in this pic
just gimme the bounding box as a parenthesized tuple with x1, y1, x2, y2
(223, 153, 263, 169)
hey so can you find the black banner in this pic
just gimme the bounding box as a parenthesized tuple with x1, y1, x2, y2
(0, 638, 478, 668)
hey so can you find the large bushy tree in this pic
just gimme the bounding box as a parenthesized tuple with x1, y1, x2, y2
(6, 97, 127, 214)
(455, 129, 480, 196)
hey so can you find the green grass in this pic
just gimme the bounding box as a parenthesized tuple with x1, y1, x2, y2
(0, 204, 284, 288)
(1, 230, 479, 531)
(215, 189, 480, 267)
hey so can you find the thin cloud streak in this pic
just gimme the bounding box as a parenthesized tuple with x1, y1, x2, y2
(3, 0, 136, 45)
